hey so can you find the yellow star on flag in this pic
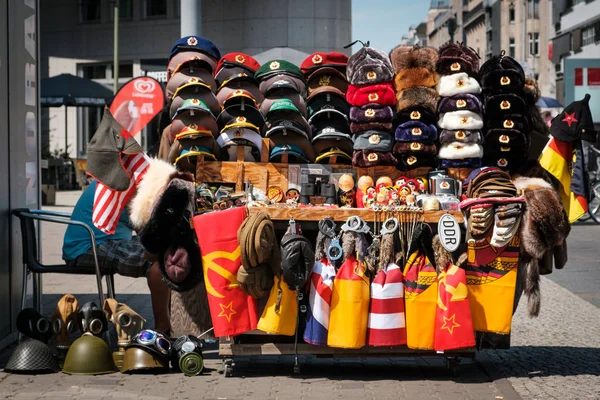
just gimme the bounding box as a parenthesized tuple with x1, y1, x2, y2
(218, 301, 237, 322)
(441, 314, 461, 335)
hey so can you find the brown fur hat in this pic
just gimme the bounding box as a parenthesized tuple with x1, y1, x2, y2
(513, 177, 570, 259)
(396, 86, 439, 114)
(394, 68, 439, 92)
(389, 45, 438, 73)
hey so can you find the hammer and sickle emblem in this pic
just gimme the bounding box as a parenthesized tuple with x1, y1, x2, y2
(203, 249, 241, 299)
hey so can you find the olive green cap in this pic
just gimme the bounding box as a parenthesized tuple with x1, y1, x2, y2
(255, 59, 304, 81)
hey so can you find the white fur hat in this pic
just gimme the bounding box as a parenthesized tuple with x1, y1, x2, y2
(437, 72, 482, 97)
(438, 110, 484, 130)
(438, 142, 484, 160)
(128, 158, 177, 231)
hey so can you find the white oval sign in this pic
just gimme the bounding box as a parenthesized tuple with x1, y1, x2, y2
(438, 214, 461, 253)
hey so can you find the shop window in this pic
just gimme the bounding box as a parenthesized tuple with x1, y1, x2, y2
(145, 0, 167, 18)
(79, 0, 101, 23)
(509, 37, 516, 58)
(582, 26, 596, 46)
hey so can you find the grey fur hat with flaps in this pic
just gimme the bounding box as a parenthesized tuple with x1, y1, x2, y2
(346, 41, 394, 85)
(513, 176, 571, 316)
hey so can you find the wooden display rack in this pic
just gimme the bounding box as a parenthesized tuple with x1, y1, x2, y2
(169, 143, 474, 377)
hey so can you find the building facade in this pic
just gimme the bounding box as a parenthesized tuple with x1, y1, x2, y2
(40, 0, 352, 159)
(420, 0, 556, 97)
(552, 0, 600, 116)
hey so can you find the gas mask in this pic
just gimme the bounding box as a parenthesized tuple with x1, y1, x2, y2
(50, 294, 80, 350)
(171, 335, 204, 376)
(16, 308, 53, 343)
(78, 301, 108, 336)
(103, 298, 146, 346)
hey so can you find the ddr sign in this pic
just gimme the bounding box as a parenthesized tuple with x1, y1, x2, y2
(438, 213, 461, 253)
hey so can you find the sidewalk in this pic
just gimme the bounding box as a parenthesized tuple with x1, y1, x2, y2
(0, 191, 598, 399)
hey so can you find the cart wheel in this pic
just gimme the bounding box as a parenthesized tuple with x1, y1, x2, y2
(446, 357, 461, 377)
(222, 359, 234, 377)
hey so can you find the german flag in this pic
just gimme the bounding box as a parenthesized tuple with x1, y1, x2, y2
(539, 137, 588, 223)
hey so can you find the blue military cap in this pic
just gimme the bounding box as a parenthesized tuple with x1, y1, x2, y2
(169, 36, 221, 60)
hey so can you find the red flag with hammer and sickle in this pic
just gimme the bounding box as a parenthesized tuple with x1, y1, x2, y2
(434, 263, 475, 351)
(192, 207, 258, 337)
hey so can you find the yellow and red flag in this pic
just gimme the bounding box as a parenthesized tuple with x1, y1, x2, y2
(327, 255, 370, 349)
(257, 275, 298, 336)
(466, 234, 520, 334)
(539, 137, 588, 223)
(192, 207, 258, 337)
(434, 264, 475, 351)
(403, 251, 438, 350)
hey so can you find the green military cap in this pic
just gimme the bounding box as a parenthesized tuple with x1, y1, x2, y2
(254, 59, 305, 81)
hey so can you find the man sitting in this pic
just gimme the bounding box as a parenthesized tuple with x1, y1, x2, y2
(62, 179, 170, 334)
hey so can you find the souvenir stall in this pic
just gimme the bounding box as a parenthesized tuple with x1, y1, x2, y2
(6, 36, 595, 379)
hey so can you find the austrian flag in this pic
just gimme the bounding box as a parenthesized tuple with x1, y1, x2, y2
(92, 152, 150, 234)
(367, 263, 407, 347)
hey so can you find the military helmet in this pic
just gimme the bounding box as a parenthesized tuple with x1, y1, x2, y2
(62, 333, 117, 375)
(121, 347, 170, 373)
(4, 339, 59, 374)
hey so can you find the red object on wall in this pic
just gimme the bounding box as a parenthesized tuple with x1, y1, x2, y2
(575, 68, 583, 86)
(588, 68, 600, 86)
(109, 76, 165, 137)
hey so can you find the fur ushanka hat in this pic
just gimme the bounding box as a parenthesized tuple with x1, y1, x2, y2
(479, 54, 525, 94)
(439, 129, 482, 145)
(436, 42, 480, 78)
(346, 46, 394, 85)
(395, 86, 439, 114)
(389, 45, 438, 73)
(438, 93, 484, 114)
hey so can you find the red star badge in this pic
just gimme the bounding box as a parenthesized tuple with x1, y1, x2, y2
(441, 314, 461, 335)
(217, 301, 237, 322)
(562, 112, 578, 128)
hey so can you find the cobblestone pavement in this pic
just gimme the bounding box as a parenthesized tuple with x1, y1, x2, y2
(485, 276, 600, 400)
(0, 191, 598, 399)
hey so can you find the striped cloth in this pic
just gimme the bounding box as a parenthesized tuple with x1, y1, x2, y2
(367, 263, 407, 347)
(92, 152, 150, 234)
(303, 258, 336, 345)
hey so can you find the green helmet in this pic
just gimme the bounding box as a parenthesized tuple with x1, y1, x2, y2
(62, 333, 117, 375)
(121, 347, 169, 373)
